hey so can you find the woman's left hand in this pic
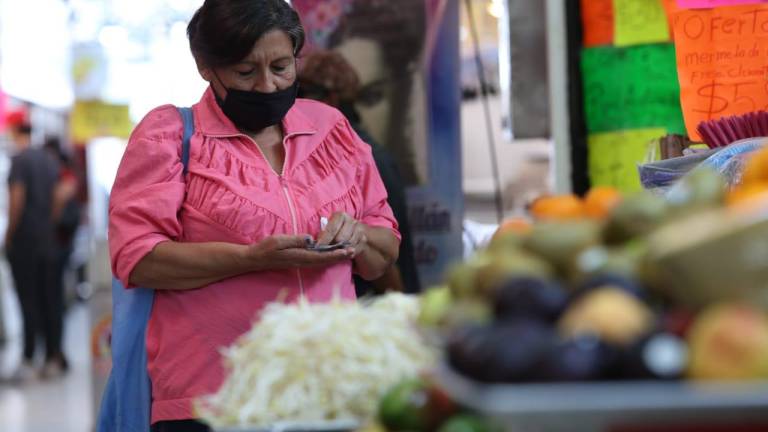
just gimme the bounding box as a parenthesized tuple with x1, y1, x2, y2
(316, 212, 368, 258)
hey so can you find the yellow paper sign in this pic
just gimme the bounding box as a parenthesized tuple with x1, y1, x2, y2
(588, 128, 667, 192)
(614, 0, 671, 46)
(71, 100, 132, 143)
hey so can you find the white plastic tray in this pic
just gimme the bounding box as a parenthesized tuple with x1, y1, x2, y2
(216, 419, 359, 432)
(434, 363, 768, 432)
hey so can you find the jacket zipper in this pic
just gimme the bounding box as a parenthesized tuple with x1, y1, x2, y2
(216, 131, 309, 296)
(279, 177, 304, 296)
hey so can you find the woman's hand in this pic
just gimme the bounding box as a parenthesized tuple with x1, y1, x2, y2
(129, 235, 354, 291)
(316, 212, 400, 281)
(316, 212, 367, 258)
(245, 234, 354, 270)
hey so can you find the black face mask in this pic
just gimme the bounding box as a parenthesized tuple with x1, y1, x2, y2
(214, 81, 299, 132)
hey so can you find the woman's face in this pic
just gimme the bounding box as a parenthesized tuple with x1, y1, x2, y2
(203, 29, 297, 97)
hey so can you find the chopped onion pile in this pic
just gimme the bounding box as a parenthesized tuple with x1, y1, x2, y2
(196, 293, 434, 427)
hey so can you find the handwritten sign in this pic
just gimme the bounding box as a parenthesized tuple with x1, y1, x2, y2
(71, 100, 132, 143)
(582, 44, 686, 134)
(673, 5, 768, 140)
(614, 0, 671, 46)
(663, 0, 683, 37)
(581, 0, 614, 46)
(589, 128, 666, 192)
(677, 0, 768, 9)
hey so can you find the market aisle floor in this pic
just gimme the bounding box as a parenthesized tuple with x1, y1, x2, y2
(0, 264, 94, 432)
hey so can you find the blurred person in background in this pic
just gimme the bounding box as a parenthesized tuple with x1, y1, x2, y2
(106, 0, 400, 429)
(298, 50, 421, 295)
(45, 137, 81, 306)
(328, 0, 428, 186)
(4, 112, 68, 381)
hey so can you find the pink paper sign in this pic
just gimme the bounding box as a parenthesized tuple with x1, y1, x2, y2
(677, 0, 768, 8)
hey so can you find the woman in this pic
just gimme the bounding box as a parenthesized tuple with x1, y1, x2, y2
(108, 0, 400, 430)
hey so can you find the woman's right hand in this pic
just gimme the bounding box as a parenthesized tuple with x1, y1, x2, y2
(245, 234, 354, 271)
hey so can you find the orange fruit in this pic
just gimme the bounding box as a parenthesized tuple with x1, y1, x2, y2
(529, 194, 586, 221)
(741, 147, 768, 186)
(726, 182, 768, 208)
(495, 217, 532, 236)
(584, 186, 623, 220)
(490, 217, 532, 250)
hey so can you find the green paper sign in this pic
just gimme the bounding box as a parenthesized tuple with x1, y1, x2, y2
(582, 44, 686, 134)
(588, 128, 666, 192)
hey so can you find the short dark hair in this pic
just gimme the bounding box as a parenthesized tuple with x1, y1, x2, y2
(187, 0, 305, 68)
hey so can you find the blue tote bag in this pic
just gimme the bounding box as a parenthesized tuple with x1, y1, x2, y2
(97, 107, 194, 432)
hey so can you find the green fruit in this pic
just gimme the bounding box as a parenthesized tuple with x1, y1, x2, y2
(523, 220, 602, 274)
(447, 254, 493, 298)
(419, 286, 453, 327)
(379, 379, 428, 431)
(667, 167, 726, 215)
(443, 299, 492, 328)
(474, 250, 555, 298)
(571, 242, 647, 284)
(603, 191, 668, 245)
(644, 207, 768, 308)
(486, 230, 526, 253)
(438, 414, 498, 432)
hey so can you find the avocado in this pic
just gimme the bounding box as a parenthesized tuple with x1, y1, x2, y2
(486, 230, 527, 254)
(378, 379, 429, 431)
(533, 334, 618, 382)
(447, 320, 555, 383)
(438, 414, 499, 432)
(473, 250, 555, 298)
(492, 276, 568, 323)
(571, 242, 647, 285)
(447, 253, 493, 299)
(418, 286, 453, 327)
(523, 220, 602, 275)
(603, 191, 668, 245)
(666, 167, 726, 216)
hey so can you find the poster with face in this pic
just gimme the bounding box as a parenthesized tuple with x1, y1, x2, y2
(296, 0, 429, 186)
(294, 0, 463, 286)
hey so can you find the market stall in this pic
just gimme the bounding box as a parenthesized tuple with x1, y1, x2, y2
(182, 1, 768, 431)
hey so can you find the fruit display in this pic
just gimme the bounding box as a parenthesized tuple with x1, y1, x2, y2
(420, 164, 768, 385)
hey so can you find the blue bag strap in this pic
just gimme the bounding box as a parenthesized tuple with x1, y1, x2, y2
(97, 108, 196, 432)
(177, 107, 194, 174)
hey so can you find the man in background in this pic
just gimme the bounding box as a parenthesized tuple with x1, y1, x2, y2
(298, 50, 421, 295)
(4, 112, 67, 381)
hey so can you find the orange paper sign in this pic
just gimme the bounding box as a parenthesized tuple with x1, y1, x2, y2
(663, 0, 682, 38)
(674, 5, 768, 140)
(581, 0, 614, 46)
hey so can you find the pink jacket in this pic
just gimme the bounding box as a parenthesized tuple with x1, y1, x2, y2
(108, 87, 400, 423)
